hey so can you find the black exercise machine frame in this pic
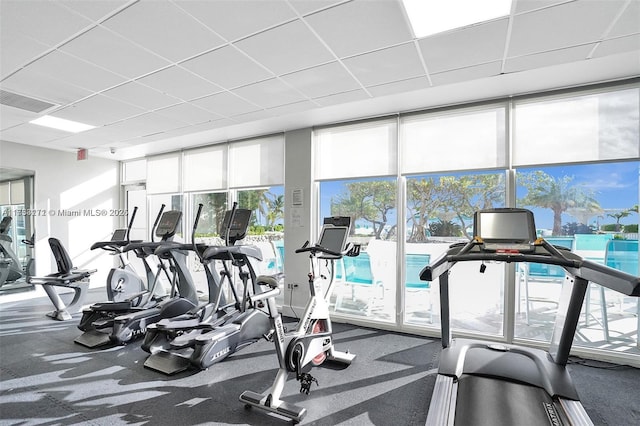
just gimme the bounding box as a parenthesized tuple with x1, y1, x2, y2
(420, 208, 640, 425)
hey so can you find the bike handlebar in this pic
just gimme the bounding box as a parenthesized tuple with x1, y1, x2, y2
(295, 241, 344, 258)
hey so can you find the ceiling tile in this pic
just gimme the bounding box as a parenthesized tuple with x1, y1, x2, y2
(508, 0, 625, 56)
(59, 26, 171, 79)
(174, 0, 296, 41)
(51, 94, 146, 126)
(419, 18, 509, 73)
(155, 103, 220, 125)
(343, 43, 425, 87)
(136, 66, 222, 101)
(609, 0, 640, 38)
(313, 89, 370, 107)
(1, 67, 92, 106)
(430, 61, 503, 86)
(235, 19, 334, 75)
(101, 112, 189, 139)
(56, 0, 130, 22)
(103, 0, 225, 62)
(265, 100, 316, 116)
(21, 50, 126, 93)
(103, 82, 181, 110)
(0, 0, 92, 47)
(0, 123, 70, 145)
(280, 61, 361, 98)
(53, 130, 118, 149)
(592, 34, 640, 58)
(304, 0, 413, 58)
(288, 0, 345, 16)
(192, 91, 262, 117)
(514, 0, 569, 14)
(0, 105, 39, 131)
(0, 33, 51, 79)
(367, 76, 430, 97)
(232, 78, 306, 108)
(505, 44, 596, 73)
(181, 46, 272, 89)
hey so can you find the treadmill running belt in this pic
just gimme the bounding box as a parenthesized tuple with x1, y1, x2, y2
(455, 375, 566, 426)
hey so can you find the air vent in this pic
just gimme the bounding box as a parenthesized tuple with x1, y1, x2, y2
(0, 89, 56, 113)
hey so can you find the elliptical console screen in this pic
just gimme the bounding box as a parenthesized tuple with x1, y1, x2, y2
(474, 208, 537, 251)
(155, 210, 182, 239)
(220, 209, 251, 241)
(111, 229, 127, 241)
(318, 226, 348, 254)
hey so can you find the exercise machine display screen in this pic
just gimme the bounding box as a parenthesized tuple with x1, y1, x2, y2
(318, 226, 348, 253)
(111, 229, 127, 241)
(220, 209, 251, 241)
(474, 208, 536, 251)
(156, 210, 182, 239)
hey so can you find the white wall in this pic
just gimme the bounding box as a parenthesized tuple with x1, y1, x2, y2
(0, 140, 120, 288)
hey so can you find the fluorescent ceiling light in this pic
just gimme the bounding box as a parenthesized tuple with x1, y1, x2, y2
(30, 115, 96, 133)
(403, 0, 512, 38)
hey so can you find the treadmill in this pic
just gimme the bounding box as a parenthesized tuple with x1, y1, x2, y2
(420, 208, 640, 426)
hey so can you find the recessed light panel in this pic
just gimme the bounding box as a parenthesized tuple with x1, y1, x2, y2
(403, 0, 512, 38)
(30, 115, 96, 133)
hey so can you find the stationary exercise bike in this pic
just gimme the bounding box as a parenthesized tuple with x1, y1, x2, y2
(240, 216, 359, 424)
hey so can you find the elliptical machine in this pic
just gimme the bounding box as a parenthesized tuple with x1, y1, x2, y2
(91, 206, 143, 302)
(90, 206, 172, 302)
(0, 216, 24, 287)
(74, 209, 195, 348)
(240, 216, 359, 424)
(143, 202, 274, 375)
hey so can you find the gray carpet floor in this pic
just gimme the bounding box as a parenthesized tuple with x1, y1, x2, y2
(0, 289, 638, 425)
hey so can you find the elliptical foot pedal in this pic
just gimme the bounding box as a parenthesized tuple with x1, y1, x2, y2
(143, 351, 191, 375)
(74, 330, 113, 348)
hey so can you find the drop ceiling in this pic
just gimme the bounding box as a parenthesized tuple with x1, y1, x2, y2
(0, 0, 638, 161)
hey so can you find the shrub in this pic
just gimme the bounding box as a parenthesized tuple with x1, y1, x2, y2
(623, 223, 638, 233)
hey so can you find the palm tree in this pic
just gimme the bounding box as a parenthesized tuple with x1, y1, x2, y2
(266, 193, 284, 229)
(608, 210, 631, 232)
(518, 171, 601, 236)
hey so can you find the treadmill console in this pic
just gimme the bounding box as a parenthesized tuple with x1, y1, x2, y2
(474, 208, 537, 253)
(155, 210, 183, 241)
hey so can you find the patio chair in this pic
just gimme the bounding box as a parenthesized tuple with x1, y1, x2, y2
(604, 239, 639, 347)
(405, 253, 432, 323)
(518, 237, 573, 324)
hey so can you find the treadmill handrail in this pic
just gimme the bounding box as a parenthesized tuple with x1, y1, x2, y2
(420, 238, 640, 296)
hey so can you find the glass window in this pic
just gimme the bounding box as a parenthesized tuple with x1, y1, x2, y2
(405, 171, 506, 333)
(238, 186, 285, 276)
(320, 177, 397, 324)
(515, 162, 639, 355)
(189, 192, 228, 297)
